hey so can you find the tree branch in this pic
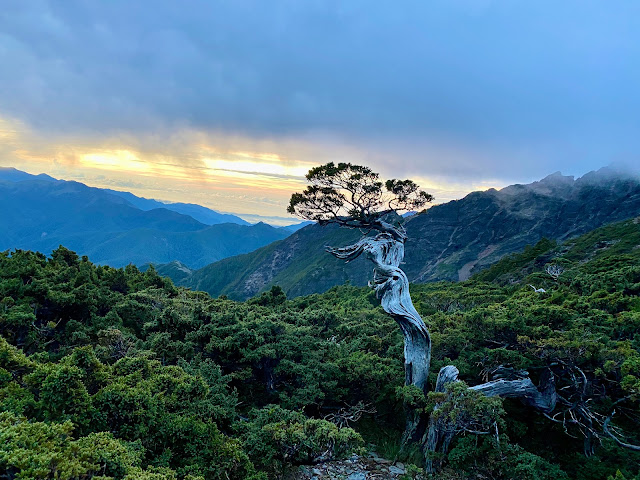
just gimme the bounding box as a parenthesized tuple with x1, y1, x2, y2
(603, 411, 640, 451)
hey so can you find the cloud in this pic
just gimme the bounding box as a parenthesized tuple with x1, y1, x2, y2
(1, 0, 639, 213)
(2, 3, 639, 145)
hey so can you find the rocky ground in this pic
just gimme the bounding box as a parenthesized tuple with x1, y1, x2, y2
(286, 453, 424, 480)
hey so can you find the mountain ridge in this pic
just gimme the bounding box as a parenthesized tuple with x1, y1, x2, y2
(0, 168, 290, 268)
(0, 167, 250, 226)
(171, 165, 640, 299)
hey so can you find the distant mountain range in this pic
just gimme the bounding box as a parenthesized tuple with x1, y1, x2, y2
(0, 168, 292, 268)
(167, 166, 640, 300)
(102, 189, 251, 226)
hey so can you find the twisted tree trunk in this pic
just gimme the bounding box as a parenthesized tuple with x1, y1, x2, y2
(424, 366, 459, 472)
(327, 232, 431, 393)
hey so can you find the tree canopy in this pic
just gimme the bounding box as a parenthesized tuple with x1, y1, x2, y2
(287, 162, 433, 230)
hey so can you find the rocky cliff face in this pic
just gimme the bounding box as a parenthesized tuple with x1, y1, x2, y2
(179, 166, 640, 299)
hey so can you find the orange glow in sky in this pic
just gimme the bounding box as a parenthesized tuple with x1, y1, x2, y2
(0, 114, 503, 225)
(82, 151, 151, 172)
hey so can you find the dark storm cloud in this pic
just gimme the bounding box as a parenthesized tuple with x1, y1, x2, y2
(1, 0, 639, 179)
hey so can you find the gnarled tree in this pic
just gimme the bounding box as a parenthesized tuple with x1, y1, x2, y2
(288, 163, 433, 395)
(287, 162, 638, 470)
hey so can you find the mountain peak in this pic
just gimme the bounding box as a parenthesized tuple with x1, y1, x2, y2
(0, 167, 57, 183)
(499, 171, 574, 198)
(578, 164, 640, 185)
(540, 171, 574, 183)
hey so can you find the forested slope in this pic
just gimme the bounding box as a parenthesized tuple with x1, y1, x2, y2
(1, 217, 639, 479)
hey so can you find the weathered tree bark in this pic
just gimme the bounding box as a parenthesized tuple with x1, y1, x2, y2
(327, 232, 431, 393)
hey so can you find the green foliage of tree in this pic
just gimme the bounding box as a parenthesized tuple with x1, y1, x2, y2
(0, 411, 142, 479)
(447, 437, 570, 480)
(428, 382, 504, 434)
(608, 471, 640, 480)
(287, 162, 432, 227)
(25, 363, 96, 431)
(239, 405, 363, 475)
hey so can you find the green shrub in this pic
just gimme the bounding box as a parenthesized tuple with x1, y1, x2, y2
(240, 405, 363, 474)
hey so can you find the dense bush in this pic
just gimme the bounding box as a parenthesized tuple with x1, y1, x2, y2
(239, 404, 363, 475)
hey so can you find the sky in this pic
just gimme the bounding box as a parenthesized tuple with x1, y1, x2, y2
(1, 1, 639, 224)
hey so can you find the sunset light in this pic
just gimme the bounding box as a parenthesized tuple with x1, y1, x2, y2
(81, 151, 151, 172)
(202, 157, 310, 178)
